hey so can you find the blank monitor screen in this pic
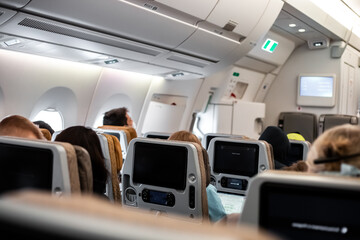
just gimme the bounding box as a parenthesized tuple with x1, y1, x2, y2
(132, 142, 188, 191)
(259, 182, 360, 240)
(297, 74, 336, 107)
(214, 141, 259, 177)
(0, 143, 53, 194)
(285, 143, 304, 166)
(299, 76, 333, 97)
(146, 134, 169, 140)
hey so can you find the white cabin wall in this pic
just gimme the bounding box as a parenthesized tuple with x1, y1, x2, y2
(137, 77, 204, 135)
(84, 68, 153, 128)
(264, 44, 341, 127)
(339, 46, 360, 115)
(0, 49, 102, 127)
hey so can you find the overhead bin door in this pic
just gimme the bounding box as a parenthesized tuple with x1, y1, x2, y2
(0, 0, 30, 8)
(0, 7, 16, 25)
(206, 0, 270, 37)
(22, 0, 198, 49)
(155, 0, 218, 20)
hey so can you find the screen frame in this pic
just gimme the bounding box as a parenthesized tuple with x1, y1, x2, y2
(296, 73, 336, 107)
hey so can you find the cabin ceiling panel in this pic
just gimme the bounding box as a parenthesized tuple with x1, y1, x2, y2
(22, 0, 198, 49)
(206, 0, 269, 37)
(155, 0, 218, 19)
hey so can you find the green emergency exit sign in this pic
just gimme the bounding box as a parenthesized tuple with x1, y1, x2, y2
(262, 38, 278, 53)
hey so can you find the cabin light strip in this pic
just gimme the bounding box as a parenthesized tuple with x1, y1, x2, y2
(118, 0, 240, 44)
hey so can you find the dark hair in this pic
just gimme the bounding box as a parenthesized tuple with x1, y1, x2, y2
(103, 107, 128, 126)
(55, 126, 108, 195)
(259, 126, 290, 168)
(33, 120, 55, 135)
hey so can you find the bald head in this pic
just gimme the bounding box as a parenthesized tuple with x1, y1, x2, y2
(0, 115, 44, 140)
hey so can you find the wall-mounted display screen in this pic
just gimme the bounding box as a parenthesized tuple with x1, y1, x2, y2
(297, 74, 336, 107)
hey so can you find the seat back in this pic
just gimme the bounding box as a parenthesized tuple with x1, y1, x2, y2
(208, 138, 274, 196)
(98, 125, 137, 143)
(143, 131, 171, 140)
(318, 114, 359, 135)
(286, 140, 311, 165)
(278, 112, 317, 142)
(202, 133, 246, 150)
(72, 145, 93, 193)
(0, 136, 76, 195)
(0, 190, 280, 240)
(122, 138, 208, 221)
(241, 170, 360, 240)
(98, 134, 122, 203)
(95, 128, 129, 159)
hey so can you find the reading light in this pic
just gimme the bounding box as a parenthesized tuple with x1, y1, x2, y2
(298, 28, 306, 32)
(289, 23, 297, 27)
(104, 59, 123, 64)
(313, 42, 323, 47)
(4, 39, 20, 46)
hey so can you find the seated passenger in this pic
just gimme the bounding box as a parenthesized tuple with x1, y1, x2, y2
(55, 126, 109, 197)
(0, 115, 44, 140)
(103, 107, 134, 127)
(33, 120, 55, 136)
(306, 124, 360, 176)
(259, 126, 290, 169)
(168, 130, 227, 223)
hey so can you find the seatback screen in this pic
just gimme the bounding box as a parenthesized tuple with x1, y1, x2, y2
(213, 141, 259, 177)
(146, 134, 169, 140)
(133, 142, 188, 190)
(0, 143, 53, 194)
(259, 182, 360, 240)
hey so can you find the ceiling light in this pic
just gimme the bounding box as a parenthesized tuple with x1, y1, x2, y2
(298, 28, 306, 32)
(289, 23, 297, 27)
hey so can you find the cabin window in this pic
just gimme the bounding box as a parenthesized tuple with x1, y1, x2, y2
(32, 108, 64, 131)
(94, 113, 105, 128)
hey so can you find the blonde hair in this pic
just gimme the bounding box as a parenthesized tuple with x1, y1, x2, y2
(0, 115, 44, 140)
(168, 130, 210, 186)
(306, 124, 360, 173)
(168, 130, 202, 145)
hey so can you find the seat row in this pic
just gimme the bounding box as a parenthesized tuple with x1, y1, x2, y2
(278, 112, 358, 142)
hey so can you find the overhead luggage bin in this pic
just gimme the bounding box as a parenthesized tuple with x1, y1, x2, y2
(0, 0, 284, 79)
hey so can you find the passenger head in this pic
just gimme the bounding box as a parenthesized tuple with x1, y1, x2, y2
(168, 130, 210, 186)
(55, 126, 108, 194)
(33, 120, 55, 135)
(103, 107, 133, 127)
(0, 115, 44, 140)
(259, 126, 290, 169)
(306, 124, 360, 175)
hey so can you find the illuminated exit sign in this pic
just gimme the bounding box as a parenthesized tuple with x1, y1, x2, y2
(262, 38, 278, 53)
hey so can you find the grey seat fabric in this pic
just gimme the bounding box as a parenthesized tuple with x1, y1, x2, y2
(319, 114, 358, 135)
(278, 112, 317, 143)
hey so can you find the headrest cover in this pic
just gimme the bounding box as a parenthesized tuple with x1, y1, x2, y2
(259, 126, 290, 165)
